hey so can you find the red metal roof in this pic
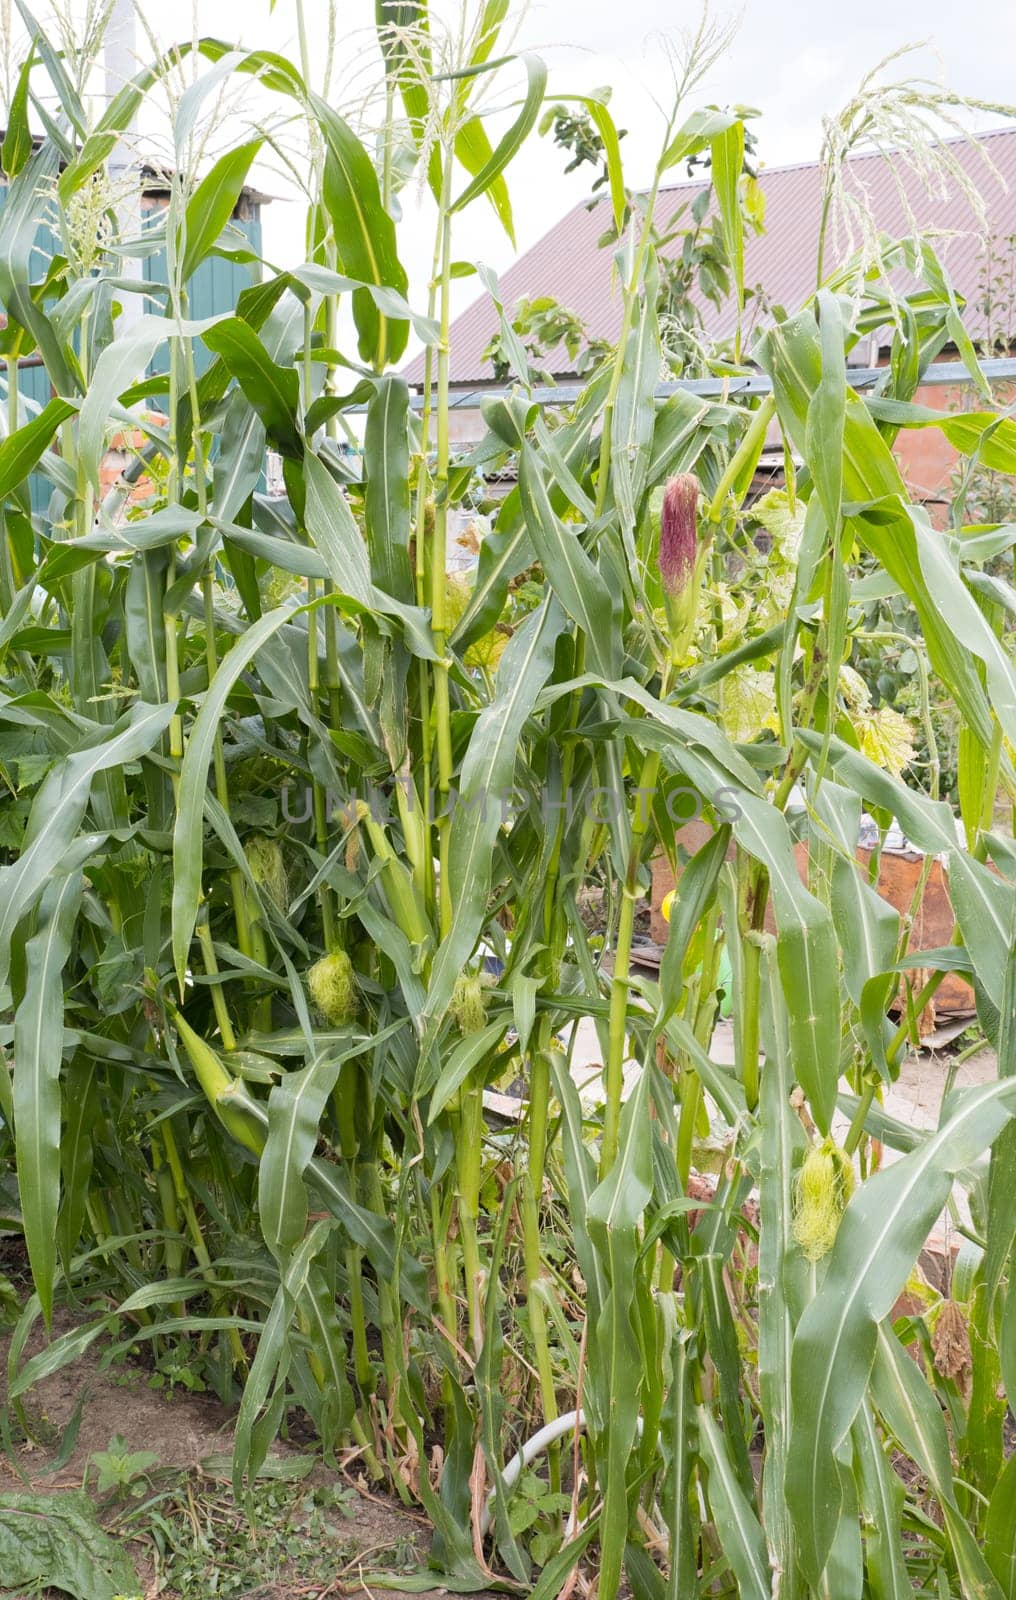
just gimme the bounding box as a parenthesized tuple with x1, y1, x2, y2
(403, 126, 1016, 387)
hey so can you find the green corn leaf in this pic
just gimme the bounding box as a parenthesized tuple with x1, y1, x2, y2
(550, 1052, 607, 1316)
(180, 138, 262, 282)
(76, 314, 219, 494)
(787, 1078, 1016, 1584)
(986, 893, 1016, 1304)
(1, 46, 34, 180)
(695, 1252, 754, 1494)
(451, 53, 547, 227)
(697, 1405, 771, 1600)
(872, 1323, 1004, 1600)
(799, 732, 1016, 1015)
(657, 824, 730, 1023)
(233, 1219, 335, 1496)
(760, 310, 997, 751)
(13, 870, 82, 1326)
(57, 1056, 97, 1277)
(757, 941, 807, 1594)
(202, 317, 302, 457)
(852, 1401, 910, 1600)
(304, 451, 436, 659)
(475, 1176, 530, 1583)
(985, 1451, 1016, 1600)
(547, 93, 628, 234)
(421, 598, 564, 1040)
(305, 1153, 430, 1316)
(259, 1056, 344, 1262)
(813, 783, 899, 1008)
(13, 0, 84, 135)
(0, 700, 173, 991)
(0, 398, 76, 502)
(291, 263, 438, 347)
(611, 251, 661, 562)
(586, 1065, 654, 1600)
(364, 376, 415, 603)
(659, 1331, 696, 1600)
(729, 790, 841, 1134)
(426, 1018, 510, 1119)
(172, 606, 304, 989)
(312, 95, 409, 367)
(659, 107, 739, 174)
(710, 120, 745, 327)
(0, 142, 77, 391)
(908, 504, 1016, 753)
(517, 449, 617, 678)
(865, 399, 1016, 473)
(805, 290, 846, 536)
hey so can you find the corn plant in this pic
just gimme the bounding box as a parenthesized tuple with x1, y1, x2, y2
(1, 4, 1016, 1596)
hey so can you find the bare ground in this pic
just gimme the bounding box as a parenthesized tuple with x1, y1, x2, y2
(0, 1311, 498, 1600)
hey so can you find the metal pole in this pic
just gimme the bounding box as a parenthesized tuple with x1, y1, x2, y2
(105, 0, 143, 334)
(389, 355, 1016, 413)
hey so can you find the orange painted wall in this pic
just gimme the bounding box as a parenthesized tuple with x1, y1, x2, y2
(891, 381, 972, 526)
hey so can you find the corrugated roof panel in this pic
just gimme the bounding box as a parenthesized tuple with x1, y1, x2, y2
(404, 127, 1016, 386)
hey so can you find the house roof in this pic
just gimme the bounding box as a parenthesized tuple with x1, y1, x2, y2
(404, 125, 1016, 388)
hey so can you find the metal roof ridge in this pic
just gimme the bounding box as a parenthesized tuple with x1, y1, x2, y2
(591, 121, 1016, 202)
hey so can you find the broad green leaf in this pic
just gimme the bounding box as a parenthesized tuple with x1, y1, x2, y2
(865, 399, 1016, 473)
(657, 824, 730, 1022)
(233, 1219, 335, 1495)
(910, 504, 1016, 753)
(759, 310, 997, 750)
(77, 313, 221, 493)
(813, 782, 898, 1011)
(805, 289, 845, 535)
(659, 107, 738, 174)
(800, 732, 1015, 1014)
(611, 251, 661, 559)
(0, 141, 77, 391)
(303, 451, 436, 659)
(757, 940, 808, 1590)
(0, 1489, 137, 1600)
(426, 1018, 510, 1118)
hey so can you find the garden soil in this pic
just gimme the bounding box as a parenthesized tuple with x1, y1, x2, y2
(0, 1310, 498, 1600)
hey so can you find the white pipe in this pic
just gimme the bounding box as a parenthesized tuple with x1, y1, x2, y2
(480, 1410, 588, 1538)
(480, 1411, 651, 1539)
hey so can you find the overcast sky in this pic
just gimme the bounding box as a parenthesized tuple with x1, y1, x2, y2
(135, 0, 1016, 322)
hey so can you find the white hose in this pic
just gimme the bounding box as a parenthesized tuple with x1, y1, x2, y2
(481, 1409, 588, 1538)
(481, 1411, 648, 1538)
